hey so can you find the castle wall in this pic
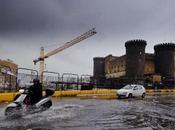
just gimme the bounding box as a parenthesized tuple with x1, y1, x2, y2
(105, 55, 126, 79)
(144, 54, 155, 75)
(93, 40, 175, 88)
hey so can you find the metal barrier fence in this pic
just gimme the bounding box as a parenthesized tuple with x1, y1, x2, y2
(62, 73, 79, 90)
(17, 68, 38, 89)
(0, 67, 93, 92)
(1, 67, 175, 92)
(42, 71, 60, 90)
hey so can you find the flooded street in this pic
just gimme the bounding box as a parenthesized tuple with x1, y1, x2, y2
(0, 95, 175, 130)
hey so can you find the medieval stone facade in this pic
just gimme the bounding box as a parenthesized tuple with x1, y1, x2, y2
(93, 39, 175, 88)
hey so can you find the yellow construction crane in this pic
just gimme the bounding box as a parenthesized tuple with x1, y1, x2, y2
(33, 28, 97, 83)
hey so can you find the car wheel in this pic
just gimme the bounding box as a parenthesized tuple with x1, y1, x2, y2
(118, 95, 121, 99)
(142, 93, 145, 98)
(128, 93, 132, 98)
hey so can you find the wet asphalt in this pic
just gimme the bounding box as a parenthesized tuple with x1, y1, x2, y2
(0, 94, 175, 130)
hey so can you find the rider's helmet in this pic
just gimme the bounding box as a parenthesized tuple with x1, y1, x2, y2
(33, 78, 40, 85)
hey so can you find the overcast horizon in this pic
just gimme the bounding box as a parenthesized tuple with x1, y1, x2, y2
(1, 0, 175, 75)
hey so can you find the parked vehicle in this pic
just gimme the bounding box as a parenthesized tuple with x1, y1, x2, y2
(117, 84, 146, 99)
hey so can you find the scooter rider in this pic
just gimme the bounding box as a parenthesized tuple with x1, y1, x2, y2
(29, 79, 42, 104)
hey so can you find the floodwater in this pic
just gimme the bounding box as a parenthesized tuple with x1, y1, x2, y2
(0, 95, 175, 130)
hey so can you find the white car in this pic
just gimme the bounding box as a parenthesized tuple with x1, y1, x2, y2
(117, 84, 146, 98)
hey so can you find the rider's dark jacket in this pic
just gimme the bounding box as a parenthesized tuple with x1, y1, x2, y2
(29, 81, 42, 104)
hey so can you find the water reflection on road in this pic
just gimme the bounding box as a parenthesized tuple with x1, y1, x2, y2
(0, 95, 175, 130)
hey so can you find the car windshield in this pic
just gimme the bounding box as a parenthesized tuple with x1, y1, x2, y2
(122, 85, 134, 90)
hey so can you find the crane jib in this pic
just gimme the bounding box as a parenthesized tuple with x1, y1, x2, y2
(34, 28, 97, 63)
(33, 28, 97, 83)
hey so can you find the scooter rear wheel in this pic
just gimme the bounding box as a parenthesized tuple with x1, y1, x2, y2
(41, 100, 52, 110)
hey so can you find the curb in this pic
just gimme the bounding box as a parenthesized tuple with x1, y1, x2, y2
(0, 89, 174, 102)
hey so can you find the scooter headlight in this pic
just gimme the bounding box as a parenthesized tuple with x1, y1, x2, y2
(19, 89, 25, 93)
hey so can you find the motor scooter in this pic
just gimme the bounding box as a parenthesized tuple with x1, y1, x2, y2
(5, 86, 55, 118)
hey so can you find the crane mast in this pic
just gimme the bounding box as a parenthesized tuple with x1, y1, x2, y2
(33, 28, 97, 83)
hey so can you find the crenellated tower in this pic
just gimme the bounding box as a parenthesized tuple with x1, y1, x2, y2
(125, 39, 147, 82)
(154, 43, 175, 79)
(93, 57, 105, 87)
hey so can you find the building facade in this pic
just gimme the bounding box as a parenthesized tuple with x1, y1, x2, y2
(93, 39, 175, 88)
(0, 59, 18, 90)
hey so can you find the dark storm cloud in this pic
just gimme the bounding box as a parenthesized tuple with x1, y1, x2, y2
(1, 0, 175, 38)
(1, 0, 175, 74)
(0, 0, 62, 34)
(0, 0, 167, 36)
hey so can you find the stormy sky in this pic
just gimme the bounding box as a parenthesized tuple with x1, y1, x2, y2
(0, 0, 175, 75)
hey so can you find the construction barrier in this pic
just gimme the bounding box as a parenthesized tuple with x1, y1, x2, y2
(0, 93, 17, 102)
(0, 89, 175, 102)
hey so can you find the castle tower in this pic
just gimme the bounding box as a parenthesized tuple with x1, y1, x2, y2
(93, 57, 105, 87)
(125, 39, 147, 82)
(93, 57, 105, 78)
(154, 43, 175, 79)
